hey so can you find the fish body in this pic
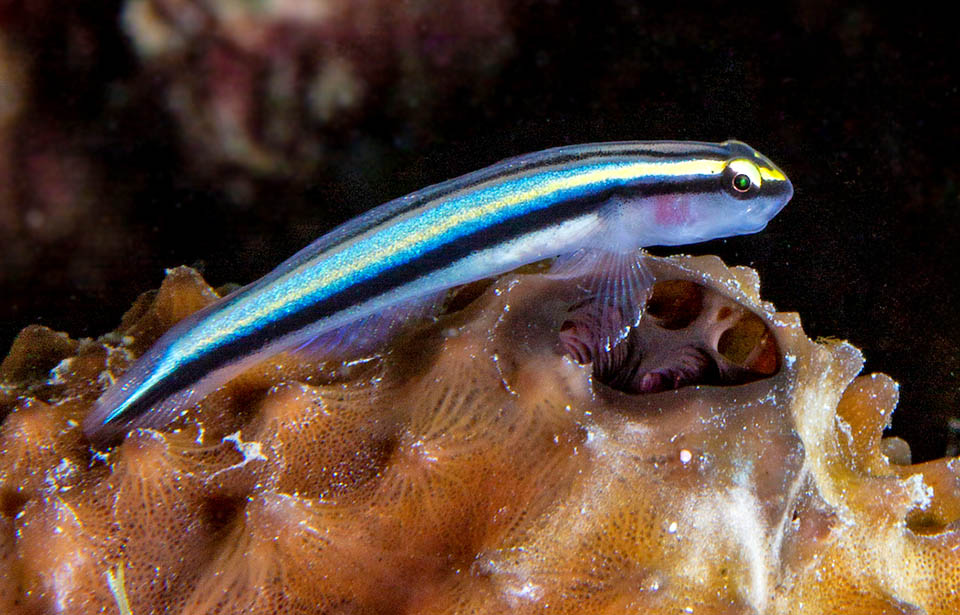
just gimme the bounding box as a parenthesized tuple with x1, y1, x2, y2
(84, 140, 793, 444)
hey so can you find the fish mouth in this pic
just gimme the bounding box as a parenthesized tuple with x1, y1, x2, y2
(778, 178, 795, 202)
(756, 178, 793, 223)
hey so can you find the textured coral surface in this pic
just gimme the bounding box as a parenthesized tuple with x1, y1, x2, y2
(1, 255, 958, 614)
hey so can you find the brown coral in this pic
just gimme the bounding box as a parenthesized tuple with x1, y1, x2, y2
(1, 255, 958, 614)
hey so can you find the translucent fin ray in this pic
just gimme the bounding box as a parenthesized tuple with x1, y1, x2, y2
(548, 248, 654, 358)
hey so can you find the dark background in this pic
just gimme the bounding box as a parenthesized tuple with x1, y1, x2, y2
(1, 2, 957, 460)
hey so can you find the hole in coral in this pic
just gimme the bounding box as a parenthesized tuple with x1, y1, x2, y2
(645, 280, 703, 330)
(717, 313, 779, 375)
(201, 494, 247, 534)
(906, 511, 949, 536)
(624, 346, 718, 395)
(0, 489, 28, 519)
(560, 279, 780, 395)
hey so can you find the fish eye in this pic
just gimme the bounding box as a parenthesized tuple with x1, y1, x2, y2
(733, 173, 751, 192)
(723, 158, 762, 198)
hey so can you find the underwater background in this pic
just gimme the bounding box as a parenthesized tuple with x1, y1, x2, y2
(1, 1, 957, 461)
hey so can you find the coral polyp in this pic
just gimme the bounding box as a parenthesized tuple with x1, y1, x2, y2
(1, 255, 958, 614)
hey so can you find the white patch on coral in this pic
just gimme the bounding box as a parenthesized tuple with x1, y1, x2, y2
(477, 555, 546, 607)
(208, 431, 269, 480)
(724, 486, 771, 611)
(509, 580, 543, 602)
(834, 414, 855, 448)
(48, 357, 74, 384)
(682, 484, 771, 613)
(45, 457, 79, 491)
(902, 473, 934, 510)
(223, 431, 267, 463)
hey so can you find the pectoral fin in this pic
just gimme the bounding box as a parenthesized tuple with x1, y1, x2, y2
(549, 249, 654, 371)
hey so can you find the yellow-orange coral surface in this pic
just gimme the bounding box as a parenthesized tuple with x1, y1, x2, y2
(1, 255, 958, 614)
